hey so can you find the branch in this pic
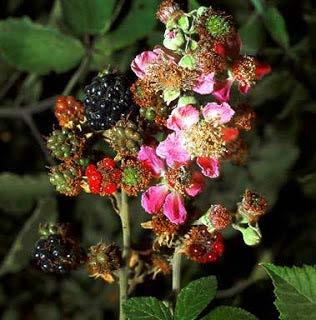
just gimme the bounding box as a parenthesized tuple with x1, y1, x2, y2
(0, 96, 56, 118)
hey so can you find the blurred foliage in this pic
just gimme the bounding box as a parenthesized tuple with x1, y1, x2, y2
(0, 0, 315, 319)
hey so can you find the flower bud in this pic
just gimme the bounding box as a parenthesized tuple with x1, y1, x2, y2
(178, 54, 196, 70)
(163, 29, 185, 51)
(177, 95, 198, 107)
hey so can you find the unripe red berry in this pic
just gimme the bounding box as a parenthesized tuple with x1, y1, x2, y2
(86, 164, 102, 194)
(100, 157, 116, 170)
(101, 182, 118, 195)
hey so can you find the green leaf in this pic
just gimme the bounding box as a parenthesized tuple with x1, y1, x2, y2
(262, 264, 316, 320)
(248, 125, 299, 207)
(201, 306, 258, 320)
(188, 0, 200, 11)
(263, 6, 290, 48)
(239, 14, 265, 55)
(250, 0, 265, 15)
(93, 0, 158, 56)
(123, 297, 173, 320)
(0, 17, 84, 75)
(174, 276, 217, 320)
(0, 198, 58, 276)
(0, 173, 52, 214)
(61, 0, 116, 35)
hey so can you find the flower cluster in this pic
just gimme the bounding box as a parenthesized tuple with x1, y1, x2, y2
(43, 0, 270, 279)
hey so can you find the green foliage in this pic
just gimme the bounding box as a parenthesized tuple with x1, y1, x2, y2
(92, 0, 158, 68)
(124, 276, 256, 320)
(0, 198, 57, 276)
(0, 18, 84, 74)
(201, 306, 258, 320)
(0, 173, 52, 214)
(174, 276, 217, 320)
(262, 264, 316, 320)
(263, 6, 290, 49)
(61, 0, 116, 35)
(239, 14, 265, 55)
(123, 297, 173, 320)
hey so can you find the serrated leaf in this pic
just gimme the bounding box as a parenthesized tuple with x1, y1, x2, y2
(201, 306, 258, 320)
(239, 14, 265, 55)
(262, 263, 316, 320)
(0, 173, 53, 214)
(92, 0, 158, 63)
(0, 198, 58, 276)
(263, 6, 289, 48)
(61, 0, 116, 35)
(123, 297, 173, 320)
(174, 276, 217, 320)
(0, 17, 84, 74)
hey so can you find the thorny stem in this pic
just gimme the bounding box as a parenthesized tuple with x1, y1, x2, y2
(117, 190, 131, 320)
(172, 251, 182, 295)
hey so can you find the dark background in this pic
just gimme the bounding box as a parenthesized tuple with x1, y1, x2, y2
(0, 0, 315, 319)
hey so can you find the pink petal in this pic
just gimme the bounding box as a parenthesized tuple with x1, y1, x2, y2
(202, 102, 235, 124)
(212, 79, 233, 102)
(166, 105, 200, 132)
(193, 72, 215, 94)
(141, 185, 169, 214)
(156, 133, 190, 167)
(185, 171, 205, 197)
(137, 145, 165, 177)
(163, 192, 187, 224)
(197, 157, 220, 178)
(131, 50, 158, 78)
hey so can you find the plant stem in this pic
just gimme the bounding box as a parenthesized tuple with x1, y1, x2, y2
(172, 252, 182, 294)
(118, 190, 131, 320)
(62, 54, 90, 96)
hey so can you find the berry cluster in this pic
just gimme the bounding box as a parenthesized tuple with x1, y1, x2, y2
(42, 0, 270, 285)
(33, 224, 85, 274)
(84, 73, 137, 131)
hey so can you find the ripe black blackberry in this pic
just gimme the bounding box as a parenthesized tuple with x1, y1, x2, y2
(83, 72, 137, 131)
(33, 224, 85, 274)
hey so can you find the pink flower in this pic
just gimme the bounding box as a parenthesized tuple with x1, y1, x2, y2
(167, 105, 200, 132)
(141, 185, 169, 214)
(138, 145, 165, 176)
(156, 133, 190, 167)
(131, 50, 158, 78)
(163, 192, 187, 224)
(141, 186, 187, 224)
(197, 157, 220, 178)
(139, 145, 204, 224)
(131, 48, 176, 79)
(193, 72, 215, 94)
(212, 79, 233, 102)
(185, 171, 204, 196)
(202, 102, 235, 124)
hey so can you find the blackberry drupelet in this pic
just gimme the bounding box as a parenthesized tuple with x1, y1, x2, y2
(33, 231, 85, 274)
(83, 73, 137, 131)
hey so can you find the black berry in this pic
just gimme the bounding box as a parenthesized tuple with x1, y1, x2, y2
(83, 73, 138, 131)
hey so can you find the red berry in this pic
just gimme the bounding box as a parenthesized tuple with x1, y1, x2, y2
(214, 42, 226, 57)
(111, 169, 122, 180)
(222, 127, 239, 142)
(85, 164, 102, 194)
(100, 158, 116, 169)
(213, 238, 225, 257)
(101, 182, 118, 195)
